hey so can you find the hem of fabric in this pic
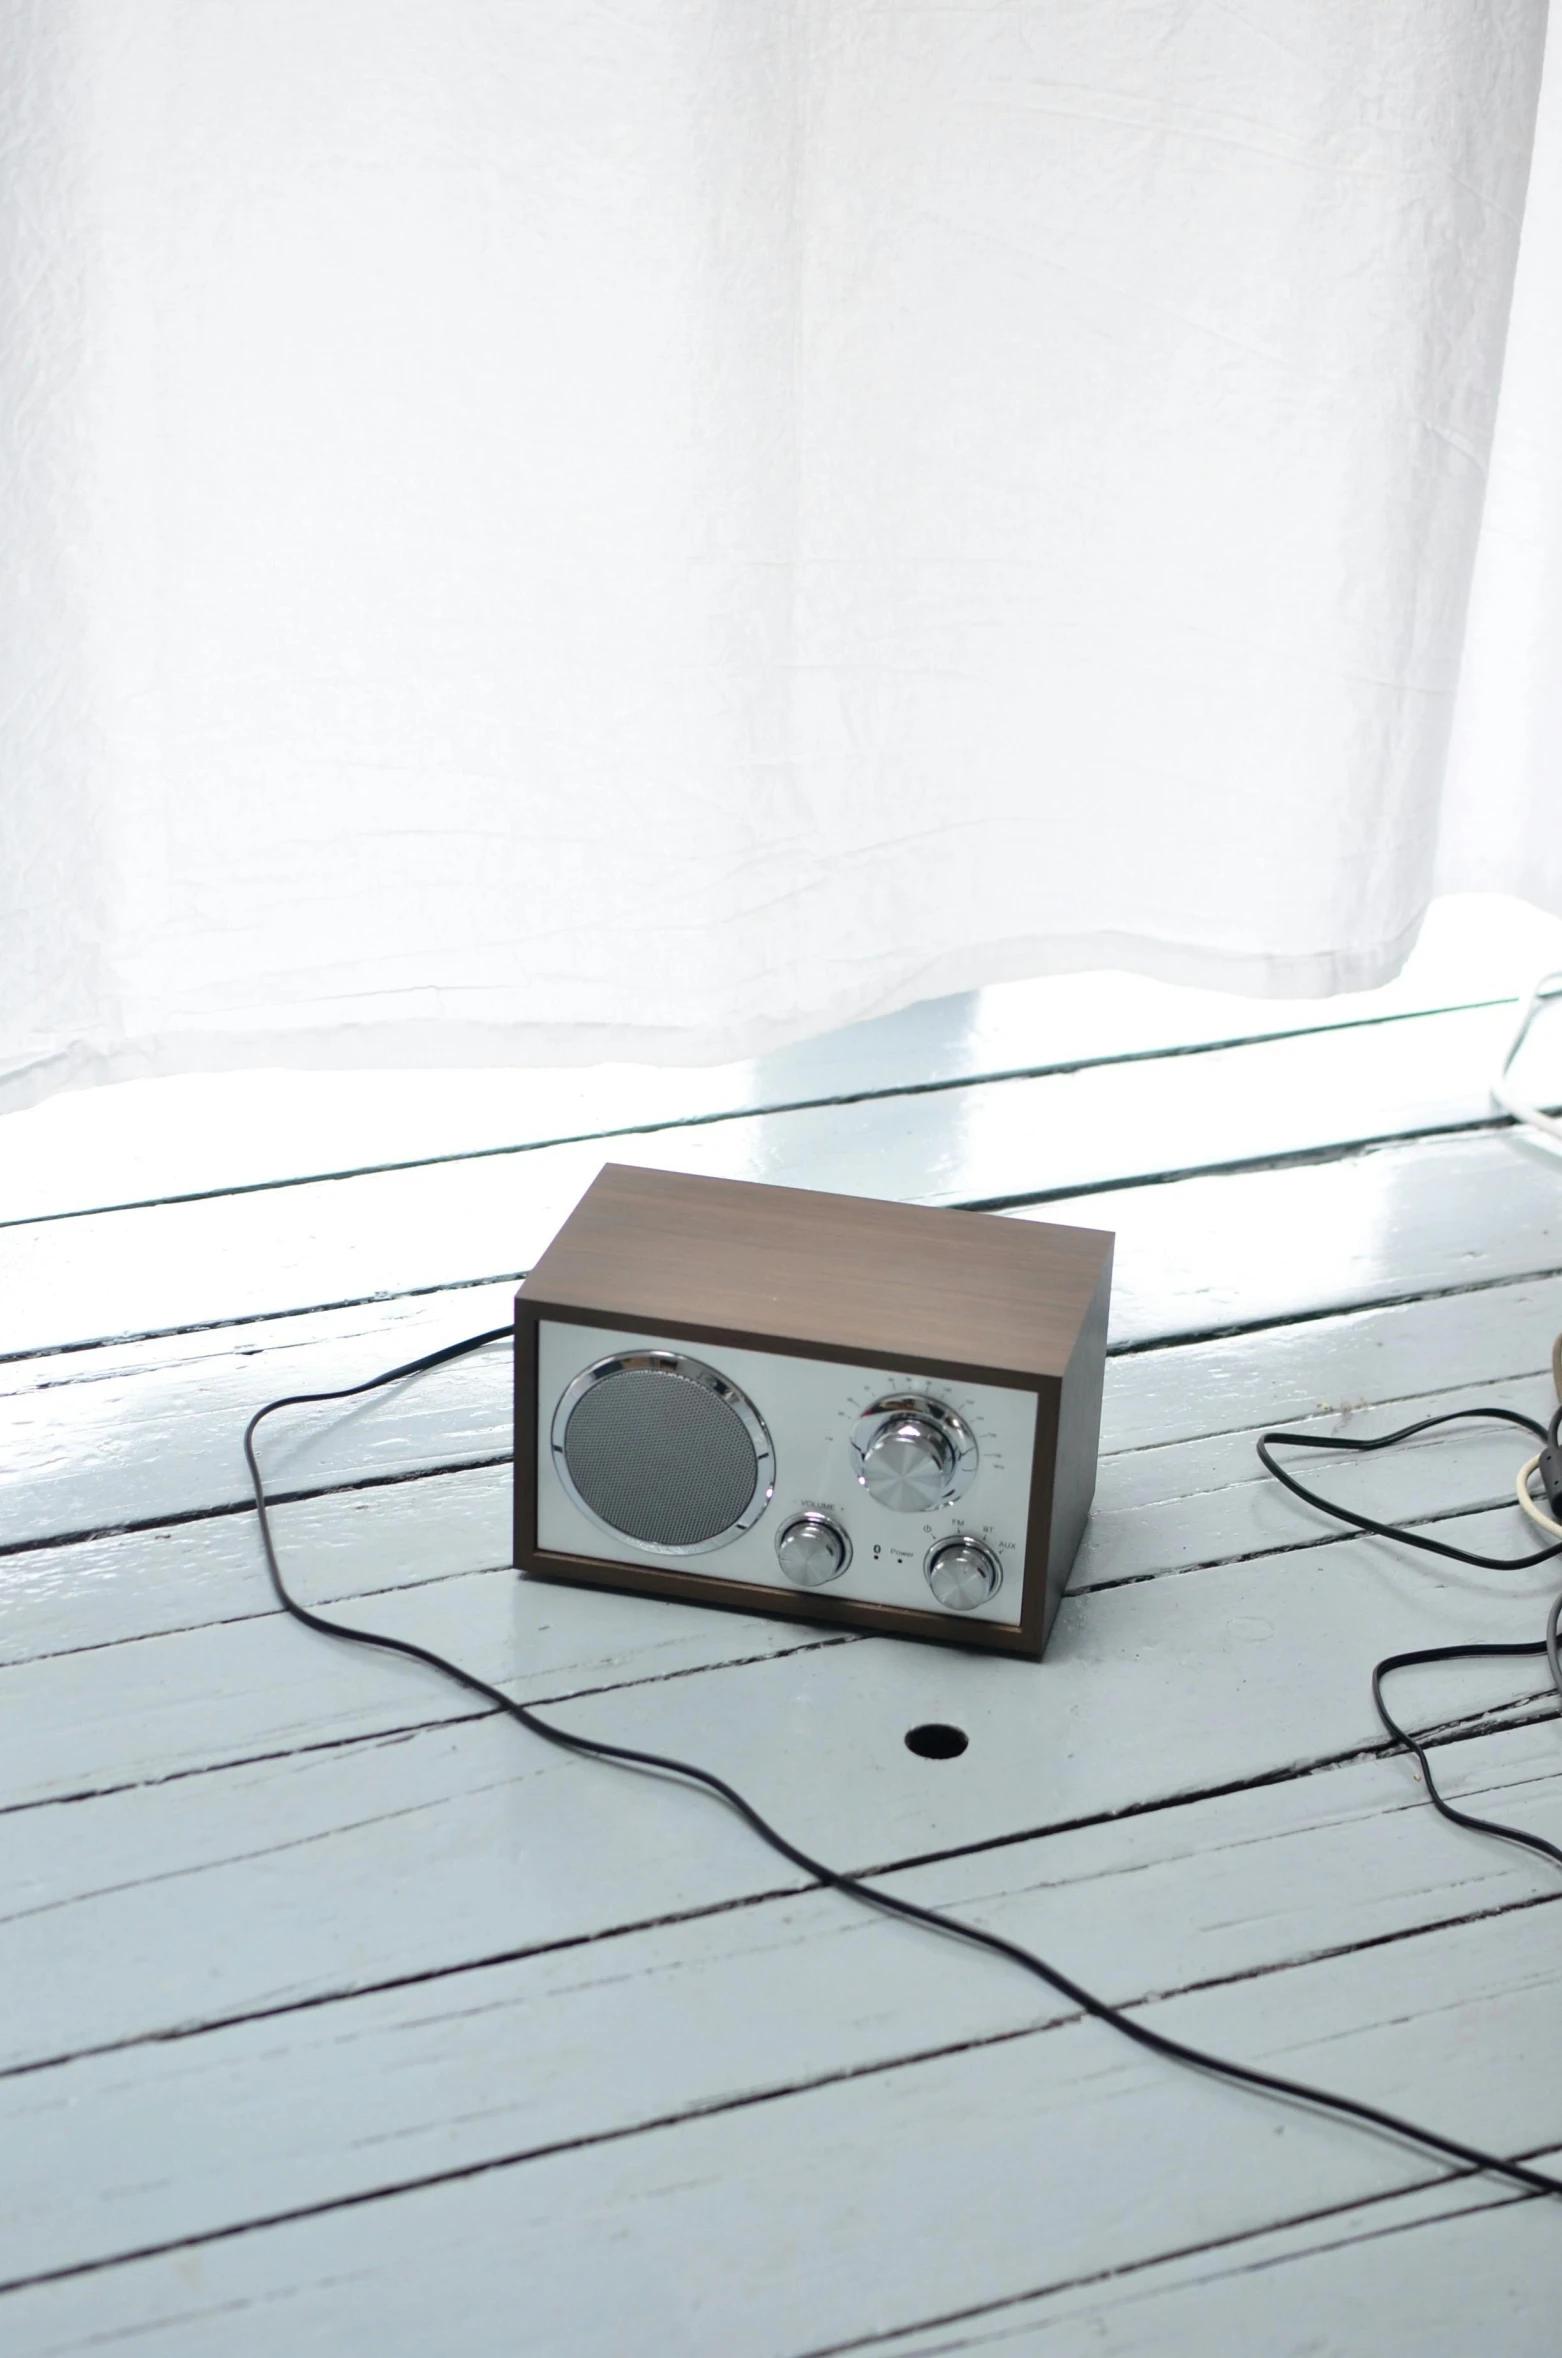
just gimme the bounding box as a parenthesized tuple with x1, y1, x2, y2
(0, 910, 1432, 1118)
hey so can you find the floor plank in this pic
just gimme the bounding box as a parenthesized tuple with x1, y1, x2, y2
(3, 1723, 1556, 2291)
(6, 928, 1562, 2349)
(3, 1383, 1555, 1792)
(1044, 1128, 1562, 1348)
(0, 1003, 1532, 1360)
(4, 1503, 1554, 2069)
(5, 1902, 1558, 2355)
(870, 2175, 1558, 2356)
(1101, 1272, 1562, 1448)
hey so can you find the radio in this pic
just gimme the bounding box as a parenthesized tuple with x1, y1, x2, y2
(513, 1164, 1113, 1658)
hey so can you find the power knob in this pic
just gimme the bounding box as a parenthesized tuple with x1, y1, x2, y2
(775, 1512, 850, 1587)
(851, 1395, 977, 1513)
(925, 1535, 1002, 1611)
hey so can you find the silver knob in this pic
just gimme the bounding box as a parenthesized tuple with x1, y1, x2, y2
(851, 1394, 977, 1512)
(859, 1414, 955, 1512)
(925, 1536, 1002, 1611)
(775, 1512, 850, 1587)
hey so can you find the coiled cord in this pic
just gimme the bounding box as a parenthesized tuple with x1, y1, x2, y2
(1259, 1401, 1562, 1875)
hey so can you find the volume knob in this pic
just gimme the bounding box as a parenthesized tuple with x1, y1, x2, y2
(775, 1513, 850, 1587)
(852, 1395, 977, 1513)
(925, 1536, 1002, 1611)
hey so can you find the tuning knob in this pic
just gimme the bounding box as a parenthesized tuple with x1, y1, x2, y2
(925, 1536, 1002, 1611)
(775, 1512, 850, 1587)
(851, 1395, 977, 1512)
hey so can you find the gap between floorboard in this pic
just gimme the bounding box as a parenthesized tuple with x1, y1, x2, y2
(3, 1877, 1554, 2309)
(0, 994, 1520, 1238)
(6, 1691, 1553, 2089)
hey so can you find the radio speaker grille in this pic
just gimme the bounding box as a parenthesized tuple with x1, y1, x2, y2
(561, 1365, 760, 1549)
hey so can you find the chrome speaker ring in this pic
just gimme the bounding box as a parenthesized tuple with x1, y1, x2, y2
(550, 1349, 776, 1556)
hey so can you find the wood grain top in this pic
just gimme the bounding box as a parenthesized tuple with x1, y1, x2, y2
(519, 1163, 1113, 1381)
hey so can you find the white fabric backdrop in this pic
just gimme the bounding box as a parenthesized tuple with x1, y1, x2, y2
(1438, 8, 1562, 916)
(0, 1, 1556, 1108)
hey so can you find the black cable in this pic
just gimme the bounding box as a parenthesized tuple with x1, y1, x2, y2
(243, 1328, 1562, 2207)
(1260, 1408, 1562, 1934)
(1520, 1404, 1562, 1705)
(1372, 1640, 1562, 1873)
(1256, 1407, 1562, 1572)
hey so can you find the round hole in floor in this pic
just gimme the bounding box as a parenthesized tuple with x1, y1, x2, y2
(904, 1722, 969, 1760)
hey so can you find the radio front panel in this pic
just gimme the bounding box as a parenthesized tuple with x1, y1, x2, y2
(534, 1319, 1039, 1631)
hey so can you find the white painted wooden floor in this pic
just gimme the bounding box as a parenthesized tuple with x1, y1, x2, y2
(7, 897, 1562, 2355)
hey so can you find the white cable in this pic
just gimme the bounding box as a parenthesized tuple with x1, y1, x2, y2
(1492, 970, 1562, 1145)
(1516, 1451, 1562, 1540)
